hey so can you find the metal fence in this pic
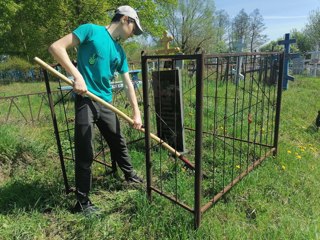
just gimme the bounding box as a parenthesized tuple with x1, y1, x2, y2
(141, 52, 283, 228)
(32, 52, 283, 229)
(0, 89, 60, 124)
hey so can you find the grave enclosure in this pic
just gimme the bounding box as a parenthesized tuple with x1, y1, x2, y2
(41, 51, 283, 229)
(141, 51, 283, 228)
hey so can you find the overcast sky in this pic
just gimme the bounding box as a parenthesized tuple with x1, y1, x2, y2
(215, 0, 320, 42)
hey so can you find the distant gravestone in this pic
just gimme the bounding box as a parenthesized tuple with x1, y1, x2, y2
(311, 51, 320, 64)
(152, 69, 185, 153)
(310, 50, 320, 76)
(233, 37, 245, 85)
(291, 56, 304, 75)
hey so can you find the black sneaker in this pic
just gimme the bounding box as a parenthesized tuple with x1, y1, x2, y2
(71, 200, 101, 216)
(125, 173, 144, 184)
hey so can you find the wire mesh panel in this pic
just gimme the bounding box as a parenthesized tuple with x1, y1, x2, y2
(141, 53, 204, 213)
(141, 52, 283, 228)
(200, 53, 281, 212)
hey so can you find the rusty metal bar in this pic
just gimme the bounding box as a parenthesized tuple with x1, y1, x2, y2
(185, 127, 274, 148)
(5, 99, 13, 122)
(93, 158, 113, 168)
(194, 53, 204, 229)
(151, 186, 194, 213)
(27, 95, 34, 123)
(142, 53, 202, 60)
(10, 99, 28, 122)
(206, 52, 280, 58)
(36, 94, 46, 121)
(1, 90, 69, 124)
(201, 148, 276, 213)
(0, 90, 62, 100)
(273, 53, 284, 155)
(141, 53, 152, 201)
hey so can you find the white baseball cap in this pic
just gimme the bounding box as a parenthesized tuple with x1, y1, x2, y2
(115, 5, 143, 35)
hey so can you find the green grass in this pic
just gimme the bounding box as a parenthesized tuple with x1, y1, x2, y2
(0, 76, 320, 239)
(0, 80, 66, 124)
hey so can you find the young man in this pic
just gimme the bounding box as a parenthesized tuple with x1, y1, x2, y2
(49, 5, 144, 213)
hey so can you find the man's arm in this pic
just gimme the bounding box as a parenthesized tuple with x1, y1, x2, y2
(48, 33, 87, 95)
(122, 72, 142, 129)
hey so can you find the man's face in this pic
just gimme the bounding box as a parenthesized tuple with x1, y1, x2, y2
(120, 16, 136, 40)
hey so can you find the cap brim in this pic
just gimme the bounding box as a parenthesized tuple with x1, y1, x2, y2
(133, 19, 143, 35)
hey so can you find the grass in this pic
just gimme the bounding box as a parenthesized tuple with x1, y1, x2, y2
(0, 75, 319, 239)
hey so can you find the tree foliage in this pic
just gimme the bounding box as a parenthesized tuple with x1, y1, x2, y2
(163, 0, 223, 54)
(213, 10, 230, 52)
(0, 0, 21, 35)
(259, 38, 300, 53)
(231, 9, 250, 48)
(229, 9, 267, 52)
(291, 29, 313, 53)
(0, 0, 176, 62)
(0, 56, 32, 72)
(248, 9, 268, 52)
(2, 1, 317, 63)
(304, 8, 320, 48)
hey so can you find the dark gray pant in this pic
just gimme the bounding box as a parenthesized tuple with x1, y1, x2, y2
(74, 95, 134, 194)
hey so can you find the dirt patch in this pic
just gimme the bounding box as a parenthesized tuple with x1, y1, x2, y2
(0, 152, 35, 182)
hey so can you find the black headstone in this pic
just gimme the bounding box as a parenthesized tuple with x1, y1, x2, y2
(152, 69, 185, 153)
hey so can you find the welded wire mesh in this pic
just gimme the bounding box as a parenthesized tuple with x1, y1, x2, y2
(142, 52, 282, 227)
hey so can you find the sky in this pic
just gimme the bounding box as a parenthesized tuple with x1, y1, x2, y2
(215, 0, 320, 42)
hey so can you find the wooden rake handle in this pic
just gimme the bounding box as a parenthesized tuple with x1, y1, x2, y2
(34, 57, 195, 170)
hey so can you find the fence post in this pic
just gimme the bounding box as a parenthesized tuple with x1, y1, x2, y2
(43, 69, 71, 194)
(273, 53, 284, 155)
(194, 53, 204, 229)
(141, 52, 152, 201)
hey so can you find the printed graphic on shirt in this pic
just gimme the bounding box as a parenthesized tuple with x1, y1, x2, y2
(89, 53, 97, 65)
(111, 58, 120, 71)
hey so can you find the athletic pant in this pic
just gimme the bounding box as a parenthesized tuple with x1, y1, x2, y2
(74, 95, 134, 194)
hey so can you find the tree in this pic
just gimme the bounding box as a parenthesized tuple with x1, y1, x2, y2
(228, 9, 267, 52)
(248, 9, 267, 52)
(0, 0, 21, 56)
(0, 0, 20, 37)
(163, 0, 220, 54)
(291, 29, 312, 53)
(259, 40, 283, 52)
(259, 36, 299, 53)
(260, 29, 312, 53)
(229, 9, 250, 52)
(304, 9, 320, 48)
(0, 0, 176, 62)
(213, 10, 230, 52)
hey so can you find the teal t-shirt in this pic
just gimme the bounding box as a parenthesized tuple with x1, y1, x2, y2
(73, 23, 129, 102)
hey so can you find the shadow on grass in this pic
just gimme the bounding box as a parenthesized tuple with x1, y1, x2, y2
(305, 124, 319, 135)
(0, 171, 146, 216)
(0, 179, 65, 215)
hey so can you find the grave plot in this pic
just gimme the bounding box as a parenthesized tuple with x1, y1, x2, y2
(141, 52, 283, 228)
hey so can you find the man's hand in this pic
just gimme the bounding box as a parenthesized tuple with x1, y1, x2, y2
(132, 112, 142, 130)
(73, 76, 87, 95)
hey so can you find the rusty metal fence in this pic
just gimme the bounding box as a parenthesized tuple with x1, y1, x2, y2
(0, 91, 54, 124)
(141, 52, 283, 228)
